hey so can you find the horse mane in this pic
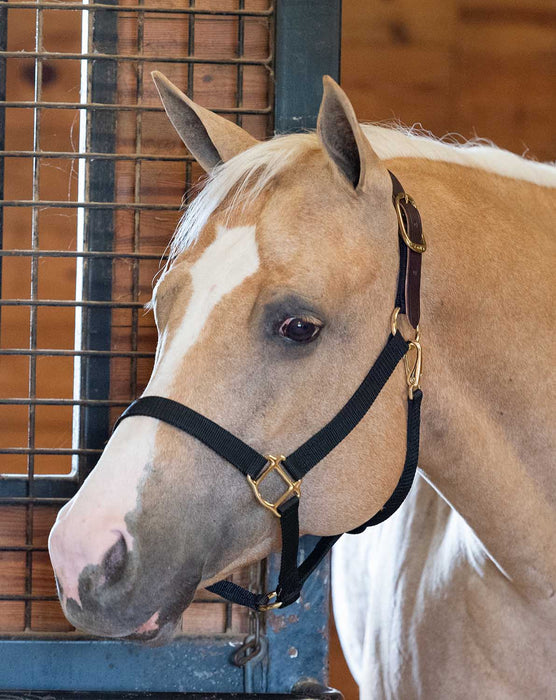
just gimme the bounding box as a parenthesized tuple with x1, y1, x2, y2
(166, 123, 556, 268)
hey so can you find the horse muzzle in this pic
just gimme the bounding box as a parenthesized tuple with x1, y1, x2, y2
(49, 515, 198, 640)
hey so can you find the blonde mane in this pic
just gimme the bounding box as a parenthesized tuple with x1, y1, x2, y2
(168, 124, 556, 266)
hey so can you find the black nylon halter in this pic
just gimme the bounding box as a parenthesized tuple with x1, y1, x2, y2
(115, 171, 425, 612)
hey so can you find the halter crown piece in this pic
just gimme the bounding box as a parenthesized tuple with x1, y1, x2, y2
(116, 171, 425, 612)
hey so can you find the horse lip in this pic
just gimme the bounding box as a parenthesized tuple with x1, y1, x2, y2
(125, 618, 179, 646)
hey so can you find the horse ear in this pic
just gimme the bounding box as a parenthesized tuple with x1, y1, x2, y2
(152, 71, 259, 172)
(317, 76, 382, 191)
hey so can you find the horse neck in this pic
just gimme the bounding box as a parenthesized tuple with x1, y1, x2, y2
(384, 155, 556, 602)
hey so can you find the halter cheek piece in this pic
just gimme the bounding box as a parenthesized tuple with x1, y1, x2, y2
(115, 171, 425, 612)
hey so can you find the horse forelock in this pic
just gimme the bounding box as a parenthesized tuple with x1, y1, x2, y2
(168, 133, 322, 264)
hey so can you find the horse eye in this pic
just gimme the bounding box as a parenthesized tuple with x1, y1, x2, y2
(278, 317, 322, 344)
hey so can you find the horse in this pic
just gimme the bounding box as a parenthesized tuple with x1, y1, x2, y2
(48, 73, 556, 698)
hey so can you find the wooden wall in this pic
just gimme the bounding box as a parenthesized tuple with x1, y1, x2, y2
(342, 0, 556, 161)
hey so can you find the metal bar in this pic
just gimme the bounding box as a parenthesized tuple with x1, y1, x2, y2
(0, 150, 195, 161)
(0, 497, 71, 504)
(185, 0, 195, 205)
(79, 0, 117, 483)
(130, 2, 145, 399)
(0, 0, 6, 344)
(0, 349, 154, 357)
(0, 200, 181, 210)
(0, 594, 59, 601)
(0, 398, 132, 406)
(0, 299, 146, 307)
(274, 0, 341, 133)
(0, 477, 77, 501)
(0, 101, 271, 114)
(24, 1, 44, 630)
(0, 638, 247, 693)
(236, 0, 245, 129)
(0, 249, 164, 260)
(0, 50, 272, 66)
(0, 2, 273, 16)
(0, 690, 343, 700)
(1, 448, 102, 455)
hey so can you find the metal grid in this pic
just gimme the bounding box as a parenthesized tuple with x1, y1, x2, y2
(0, 0, 273, 636)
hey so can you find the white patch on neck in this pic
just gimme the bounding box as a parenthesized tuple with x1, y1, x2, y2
(146, 224, 260, 396)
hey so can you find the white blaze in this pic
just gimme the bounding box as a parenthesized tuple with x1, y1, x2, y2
(146, 223, 260, 395)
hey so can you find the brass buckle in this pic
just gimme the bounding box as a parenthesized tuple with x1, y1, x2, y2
(247, 455, 301, 518)
(258, 590, 282, 612)
(394, 192, 427, 254)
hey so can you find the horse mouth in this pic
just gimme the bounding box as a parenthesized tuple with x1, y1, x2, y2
(124, 616, 180, 646)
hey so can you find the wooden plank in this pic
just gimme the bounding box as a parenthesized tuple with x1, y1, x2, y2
(342, 0, 457, 48)
(342, 44, 453, 135)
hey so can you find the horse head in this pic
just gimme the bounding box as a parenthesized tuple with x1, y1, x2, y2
(48, 74, 409, 643)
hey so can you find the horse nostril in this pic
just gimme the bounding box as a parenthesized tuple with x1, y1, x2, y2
(101, 533, 128, 585)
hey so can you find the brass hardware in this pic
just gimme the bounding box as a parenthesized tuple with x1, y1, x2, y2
(404, 339, 422, 399)
(258, 591, 282, 612)
(394, 192, 427, 253)
(391, 306, 401, 337)
(391, 307, 420, 341)
(391, 307, 422, 399)
(247, 455, 302, 518)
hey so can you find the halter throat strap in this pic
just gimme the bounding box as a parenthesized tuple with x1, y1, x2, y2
(114, 170, 425, 612)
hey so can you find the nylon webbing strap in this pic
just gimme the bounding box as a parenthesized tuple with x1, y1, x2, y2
(115, 332, 412, 611)
(207, 388, 422, 610)
(116, 332, 407, 486)
(349, 388, 422, 533)
(114, 396, 268, 479)
(284, 331, 409, 480)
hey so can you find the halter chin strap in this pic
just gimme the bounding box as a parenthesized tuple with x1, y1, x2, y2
(115, 171, 425, 612)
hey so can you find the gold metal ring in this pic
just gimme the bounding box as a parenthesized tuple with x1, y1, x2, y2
(391, 307, 420, 343)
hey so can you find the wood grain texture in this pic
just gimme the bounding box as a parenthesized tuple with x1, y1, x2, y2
(342, 0, 556, 161)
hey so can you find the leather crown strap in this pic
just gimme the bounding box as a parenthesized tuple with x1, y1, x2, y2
(115, 171, 425, 612)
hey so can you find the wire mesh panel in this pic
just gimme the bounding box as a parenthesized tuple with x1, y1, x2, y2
(0, 0, 273, 640)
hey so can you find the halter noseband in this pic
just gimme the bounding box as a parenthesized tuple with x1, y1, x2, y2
(115, 171, 426, 612)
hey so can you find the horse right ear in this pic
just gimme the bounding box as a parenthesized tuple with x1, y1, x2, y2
(152, 71, 259, 172)
(317, 76, 384, 193)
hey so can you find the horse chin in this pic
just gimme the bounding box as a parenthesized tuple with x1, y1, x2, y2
(125, 616, 181, 647)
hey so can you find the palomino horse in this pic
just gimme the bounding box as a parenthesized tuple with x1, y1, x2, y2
(49, 74, 556, 698)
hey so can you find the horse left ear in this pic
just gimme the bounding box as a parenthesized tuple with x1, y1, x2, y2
(152, 71, 259, 172)
(317, 76, 383, 192)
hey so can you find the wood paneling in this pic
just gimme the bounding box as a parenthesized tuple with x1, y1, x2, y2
(342, 0, 556, 161)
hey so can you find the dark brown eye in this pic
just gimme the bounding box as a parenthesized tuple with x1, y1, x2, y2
(278, 317, 322, 344)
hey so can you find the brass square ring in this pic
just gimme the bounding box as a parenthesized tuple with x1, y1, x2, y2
(247, 455, 301, 518)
